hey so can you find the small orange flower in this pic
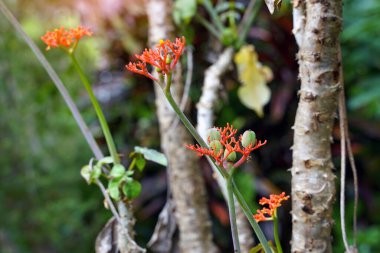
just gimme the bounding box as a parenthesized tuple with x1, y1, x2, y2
(253, 208, 273, 222)
(253, 192, 290, 223)
(69, 26, 93, 40)
(41, 26, 92, 51)
(186, 123, 266, 167)
(126, 37, 186, 81)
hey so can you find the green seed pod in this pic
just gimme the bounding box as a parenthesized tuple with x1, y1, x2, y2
(242, 130, 256, 148)
(209, 140, 223, 154)
(166, 55, 172, 64)
(155, 67, 162, 72)
(207, 128, 221, 143)
(224, 150, 236, 162)
(221, 28, 237, 46)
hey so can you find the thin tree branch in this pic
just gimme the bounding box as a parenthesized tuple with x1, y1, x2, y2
(338, 47, 358, 252)
(339, 81, 350, 252)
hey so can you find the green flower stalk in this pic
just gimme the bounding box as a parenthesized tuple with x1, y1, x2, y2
(126, 37, 272, 253)
(253, 192, 290, 253)
(41, 26, 120, 165)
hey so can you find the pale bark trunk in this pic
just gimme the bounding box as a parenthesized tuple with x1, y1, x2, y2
(145, 1, 218, 252)
(117, 202, 137, 253)
(197, 47, 254, 252)
(291, 0, 342, 252)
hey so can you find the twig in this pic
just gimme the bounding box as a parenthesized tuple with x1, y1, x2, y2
(338, 47, 358, 253)
(345, 121, 359, 246)
(339, 75, 359, 247)
(339, 86, 350, 252)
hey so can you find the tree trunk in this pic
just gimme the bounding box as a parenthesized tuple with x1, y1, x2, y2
(291, 0, 342, 252)
(145, 1, 218, 252)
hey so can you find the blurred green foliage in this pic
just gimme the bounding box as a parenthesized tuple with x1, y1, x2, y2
(343, 0, 380, 119)
(331, 0, 380, 252)
(0, 9, 109, 253)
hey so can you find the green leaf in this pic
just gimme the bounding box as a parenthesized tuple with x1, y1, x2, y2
(80, 165, 91, 184)
(135, 156, 146, 172)
(173, 0, 197, 25)
(110, 164, 126, 179)
(80, 164, 101, 184)
(91, 164, 102, 181)
(108, 179, 121, 201)
(249, 241, 276, 253)
(125, 171, 134, 177)
(122, 180, 142, 200)
(134, 146, 168, 166)
(249, 243, 263, 253)
(98, 156, 114, 165)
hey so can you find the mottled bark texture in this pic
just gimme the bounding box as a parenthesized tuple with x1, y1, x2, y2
(117, 202, 138, 253)
(291, 0, 342, 252)
(145, 1, 218, 252)
(197, 47, 254, 252)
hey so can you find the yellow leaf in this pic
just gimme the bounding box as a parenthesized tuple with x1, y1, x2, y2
(234, 45, 273, 117)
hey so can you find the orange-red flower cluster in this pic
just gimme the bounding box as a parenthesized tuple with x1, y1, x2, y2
(125, 37, 186, 81)
(41, 26, 92, 51)
(253, 192, 290, 222)
(186, 123, 266, 168)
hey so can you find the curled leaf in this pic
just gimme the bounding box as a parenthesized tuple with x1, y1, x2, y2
(108, 178, 121, 201)
(110, 164, 126, 179)
(81, 163, 101, 184)
(134, 146, 168, 166)
(98, 156, 114, 165)
(81, 165, 91, 184)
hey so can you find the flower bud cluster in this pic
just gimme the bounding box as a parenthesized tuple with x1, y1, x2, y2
(186, 123, 266, 168)
(41, 26, 92, 51)
(126, 37, 186, 81)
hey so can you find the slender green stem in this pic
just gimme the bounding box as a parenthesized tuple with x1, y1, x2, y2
(227, 169, 241, 253)
(162, 82, 271, 253)
(237, 0, 263, 48)
(228, 0, 237, 31)
(164, 90, 227, 178)
(232, 179, 272, 253)
(202, 0, 225, 32)
(195, 14, 222, 40)
(273, 211, 283, 253)
(69, 53, 120, 165)
(164, 72, 172, 93)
